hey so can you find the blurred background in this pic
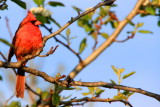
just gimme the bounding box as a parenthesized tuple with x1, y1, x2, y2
(0, 0, 160, 106)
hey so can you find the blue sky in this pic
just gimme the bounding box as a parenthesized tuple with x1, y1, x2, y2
(0, 0, 160, 107)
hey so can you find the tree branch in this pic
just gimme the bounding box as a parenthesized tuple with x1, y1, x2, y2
(4, 94, 15, 106)
(0, 0, 116, 73)
(1, 61, 160, 101)
(8, 0, 116, 66)
(42, 0, 116, 43)
(2, 0, 158, 105)
(42, 24, 82, 62)
(60, 97, 133, 107)
(70, 81, 160, 101)
(114, 33, 135, 43)
(38, 45, 59, 57)
(0, 51, 40, 99)
(67, 0, 146, 79)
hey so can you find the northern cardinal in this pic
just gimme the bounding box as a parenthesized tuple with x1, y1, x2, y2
(8, 11, 43, 98)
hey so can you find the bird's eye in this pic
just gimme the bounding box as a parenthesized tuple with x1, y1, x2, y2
(30, 20, 37, 24)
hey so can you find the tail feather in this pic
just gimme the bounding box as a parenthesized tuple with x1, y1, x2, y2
(16, 75, 25, 98)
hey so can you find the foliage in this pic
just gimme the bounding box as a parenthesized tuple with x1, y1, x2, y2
(0, 75, 2, 81)
(82, 87, 105, 97)
(0, 0, 8, 10)
(111, 65, 135, 100)
(0, 38, 13, 47)
(11, 0, 26, 9)
(0, 0, 160, 107)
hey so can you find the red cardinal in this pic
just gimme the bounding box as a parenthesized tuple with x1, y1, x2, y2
(8, 11, 43, 98)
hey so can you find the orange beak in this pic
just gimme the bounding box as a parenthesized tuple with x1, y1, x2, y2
(34, 20, 42, 25)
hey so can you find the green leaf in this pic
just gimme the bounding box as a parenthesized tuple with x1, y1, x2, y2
(146, 6, 155, 15)
(110, 79, 116, 84)
(48, 1, 64, 7)
(0, 38, 13, 47)
(99, 6, 110, 17)
(56, 85, 75, 91)
(74, 86, 82, 90)
(11, 0, 26, 9)
(0, 75, 2, 81)
(114, 93, 128, 100)
(84, 24, 94, 32)
(72, 6, 82, 13)
(62, 87, 75, 90)
(66, 28, 71, 37)
(111, 65, 118, 76)
(33, 0, 44, 6)
(8, 101, 21, 107)
(122, 91, 134, 98)
(136, 22, 144, 28)
(122, 71, 136, 79)
(52, 93, 60, 106)
(100, 32, 109, 39)
(158, 20, 160, 27)
(82, 92, 91, 96)
(0, 1, 8, 10)
(41, 91, 49, 100)
(36, 15, 47, 24)
(95, 88, 105, 96)
(122, 90, 130, 95)
(119, 68, 125, 74)
(128, 20, 135, 26)
(88, 87, 95, 94)
(78, 19, 89, 28)
(79, 38, 87, 54)
(110, 21, 118, 28)
(61, 95, 72, 100)
(31, 104, 36, 107)
(138, 30, 153, 34)
(127, 92, 134, 97)
(70, 36, 77, 40)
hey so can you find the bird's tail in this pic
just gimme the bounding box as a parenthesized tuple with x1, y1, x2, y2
(16, 69, 25, 98)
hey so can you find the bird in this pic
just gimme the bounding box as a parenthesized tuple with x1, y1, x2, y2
(8, 11, 43, 98)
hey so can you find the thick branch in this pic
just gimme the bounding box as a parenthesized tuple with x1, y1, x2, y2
(68, 0, 146, 79)
(0, 51, 40, 97)
(1, 0, 158, 104)
(1, 61, 160, 101)
(71, 81, 160, 101)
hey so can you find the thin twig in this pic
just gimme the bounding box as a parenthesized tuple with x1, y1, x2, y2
(39, 45, 59, 57)
(25, 83, 40, 96)
(0, 51, 7, 61)
(27, 89, 35, 104)
(5, 16, 13, 39)
(4, 94, 15, 106)
(42, 0, 116, 43)
(114, 33, 135, 43)
(60, 97, 133, 107)
(42, 24, 83, 62)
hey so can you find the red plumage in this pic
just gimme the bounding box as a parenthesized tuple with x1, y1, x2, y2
(8, 11, 43, 98)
